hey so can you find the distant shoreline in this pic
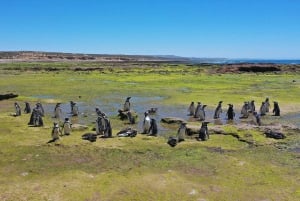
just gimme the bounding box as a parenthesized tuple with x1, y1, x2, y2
(1, 51, 300, 64)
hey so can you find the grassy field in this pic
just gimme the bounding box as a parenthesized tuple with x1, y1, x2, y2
(0, 64, 299, 201)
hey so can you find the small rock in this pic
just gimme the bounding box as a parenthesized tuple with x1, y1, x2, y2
(21, 172, 28, 176)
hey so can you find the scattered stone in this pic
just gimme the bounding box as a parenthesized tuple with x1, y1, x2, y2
(21, 172, 28, 176)
(72, 123, 88, 131)
(161, 117, 185, 124)
(264, 130, 286, 139)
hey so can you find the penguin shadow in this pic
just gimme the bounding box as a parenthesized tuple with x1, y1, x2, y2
(47, 139, 59, 144)
(82, 133, 98, 142)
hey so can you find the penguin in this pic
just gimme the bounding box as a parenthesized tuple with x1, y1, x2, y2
(187, 101, 195, 116)
(273, 101, 280, 116)
(249, 100, 256, 113)
(213, 101, 223, 119)
(127, 111, 136, 124)
(123, 97, 131, 111)
(194, 102, 202, 118)
(148, 118, 158, 136)
(36, 102, 44, 116)
(95, 107, 104, 116)
(226, 104, 235, 120)
(265, 97, 270, 113)
(54, 103, 62, 119)
(240, 102, 249, 118)
(50, 123, 61, 143)
(71, 102, 79, 116)
(14, 102, 21, 116)
(142, 112, 151, 134)
(103, 115, 112, 138)
(198, 105, 207, 121)
(259, 102, 267, 116)
(177, 122, 187, 142)
(24, 102, 31, 114)
(253, 112, 262, 126)
(95, 115, 104, 135)
(199, 122, 209, 141)
(62, 118, 72, 135)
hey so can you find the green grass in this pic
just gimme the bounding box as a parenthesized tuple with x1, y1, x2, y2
(0, 64, 300, 201)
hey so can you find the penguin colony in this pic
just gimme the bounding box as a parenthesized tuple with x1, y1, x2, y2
(12, 97, 281, 145)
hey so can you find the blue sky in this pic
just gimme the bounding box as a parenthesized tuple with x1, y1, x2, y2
(1, 0, 300, 59)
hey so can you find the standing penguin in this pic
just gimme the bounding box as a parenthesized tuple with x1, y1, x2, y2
(214, 101, 223, 119)
(249, 100, 256, 113)
(24, 102, 31, 114)
(49, 123, 61, 143)
(14, 102, 21, 116)
(96, 114, 106, 135)
(62, 118, 72, 135)
(71, 102, 79, 116)
(127, 111, 136, 124)
(142, 112, 151, 134)
(103, 115, 112, 138)
(194, 102, 202, 118)
(259, 102, 267, 116)
(187, 101, 195, 116)
(123, 97, 131, 111)
(198, 105, 207, 121)
(199, 122, 209, 141)
(177, 122, 187, 142)
(253, 112, 262, 126)
(240, 102, 249, 118)
(54, 103, 62, 119)
(226, 104, 235, 120)
(265, 97, 270, 113)
(36, 102, 44, 116)
(273, 101, 280, 116)
(148, 118, 158, 136)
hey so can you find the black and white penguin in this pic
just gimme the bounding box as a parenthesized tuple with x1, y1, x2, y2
(51, 122, 61, 142)
(71, 102, 79, 116)
(54, 103, 62, 119)
(259, 102, 267, 116)
(273, 101, 280, 116)
(96, 114, 105, 135)
(249, 100, 256, 113)
(177, 122, 187, 142)
(199, 122, 209, 141)
(226, 104, 235, 120)
(194, 102, 202, 118)
(253, 112, 262, 126)
(188, 101, 195, 116)
(198, 105, 207, 121)
(36, 102, 44, 116)
(240, 102, 249, 118)
(62, 118, 72, 135)
(123, 97, 131, 111)
(214, 101, 223, 119)
(103, 115, 112, 138)
(14, 102, 21, 116)
(127, 111, 136, 124)
(148, 118, 158, 136)
(24, 102, 31, 114)
(142, 112, 151, 134)
(265, 97, 270, 113)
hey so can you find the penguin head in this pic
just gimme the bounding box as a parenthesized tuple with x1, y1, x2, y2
(126, 97, 131, 101)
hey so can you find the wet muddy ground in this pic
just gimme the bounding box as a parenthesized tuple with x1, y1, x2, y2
(25, 95, 300, 136)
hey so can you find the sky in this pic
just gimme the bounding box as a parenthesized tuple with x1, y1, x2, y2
(1, 0, 300, 59)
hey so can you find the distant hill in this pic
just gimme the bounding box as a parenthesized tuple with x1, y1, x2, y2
(0, 51, 225, 63)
